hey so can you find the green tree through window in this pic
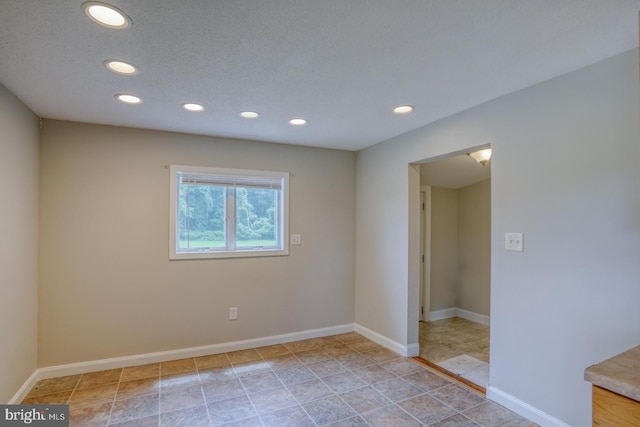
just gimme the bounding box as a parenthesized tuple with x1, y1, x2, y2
(170, 165, 289, 259)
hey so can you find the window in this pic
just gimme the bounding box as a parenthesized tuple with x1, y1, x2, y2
(170, 165, 289, 259)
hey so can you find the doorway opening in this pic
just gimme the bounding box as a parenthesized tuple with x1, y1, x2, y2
(413, 145, 491, 391)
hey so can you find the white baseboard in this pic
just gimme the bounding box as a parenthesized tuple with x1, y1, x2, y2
(9, 323, 354, 404)
(8, 370, 40, 405)
(11, 322, 423, 404)
(487, 385, 571, 427)
(354, 324, 418, 357)
(429, 308, 458, 321)
(429, 307, 490, 326)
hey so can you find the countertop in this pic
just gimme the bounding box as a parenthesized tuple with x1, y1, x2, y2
(585, 345, 640, 401)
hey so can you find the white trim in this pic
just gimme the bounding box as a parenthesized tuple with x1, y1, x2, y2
(9, 323, 354, 403)
(9, 370, 40, 404)
(169, 164, 290, 260)
(456, 308, 490, 326)
(428, 307, 490, 326)
(354, 324, 418, 357)
(487, 385, 571, 427)
(11, 323, 421, 404)
(429, 308, 458, 321)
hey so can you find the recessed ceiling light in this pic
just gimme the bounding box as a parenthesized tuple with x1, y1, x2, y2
(104, 60, 138, 75)
(115, 94, 141, 104)
(289, 118, 307, 126)
(240, 111, 259, 119)
(82, 2, 131, 29)
(393, 105, 415, 114)
(182, 103, 205, 112)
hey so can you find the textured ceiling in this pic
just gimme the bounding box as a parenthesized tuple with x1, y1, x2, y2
(1, 1, 639, 151)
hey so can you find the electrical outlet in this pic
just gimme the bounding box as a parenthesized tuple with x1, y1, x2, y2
(229, 307, 238, 320)
(505, 233, 524, 251)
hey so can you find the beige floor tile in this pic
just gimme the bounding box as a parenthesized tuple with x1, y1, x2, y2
(322, 372, 368, 394)
(26, 375, 81, 398)
(246, 386, 297, 414)
(428, 384, 485, 411)
(20, 332, 534, 427)
(362, 404, 422, 427)
(397, 393, 457, 425)
(69, 382, 118, 406)
(339, 386, 391, 414)
(462, 401, 532, 426)
(160, 358, 196, 376)
(285, 378, 333, 403)
(255, 344, 290, 358)
(371, 377, 422, 402)
(259, 405, 315, 427)
(273, 364, 316, 385)
(22, 390, 72, 404)
(194, 353, 230, 370)
(227, 349, 261, 364)
(160, 405, 210, 427)
(109, 414, 159, 427)
(109, 393, 159, 425)
(302, 395, 357, 425)
(69, 400, 112, 427)
(77, 368, 123, 389)
(159, 371, 200, 390)
(121, 364, 160, 382)
(206, 395, 255, 425)
(116, 377, 160, 400)
(159, 383, 204, 413)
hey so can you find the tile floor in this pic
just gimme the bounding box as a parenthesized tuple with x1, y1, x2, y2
(419, 318, 490, 364)
(22, 332, 534, 426)
(418, 318, 491, 390)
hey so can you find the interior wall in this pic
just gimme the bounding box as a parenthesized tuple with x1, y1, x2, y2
(429, 180, 491, 316)
(0, 84, 39, 402)
(457, 179, 491, 316)
(355, 49, 640, 425)
(429, 187, 459, 311)
(38, 120, 356, 367)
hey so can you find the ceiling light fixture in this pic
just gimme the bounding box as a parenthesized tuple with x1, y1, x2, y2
(393, 105, 414, 114)
(82, 2, 131, 29)
(182, 103, 205, 112)
(240, 111, 259, 119)
(468, 148, 492, 166)
(104, 60, 138, 75)
(289, 118, 307, 126)
(115, 94, 142, 104)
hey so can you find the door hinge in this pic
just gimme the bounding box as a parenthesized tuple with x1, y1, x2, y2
(421, 306, 424, 315)
(421, 254, 425, 263)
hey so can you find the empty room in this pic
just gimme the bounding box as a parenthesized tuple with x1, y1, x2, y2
(1, 1, 639, 426)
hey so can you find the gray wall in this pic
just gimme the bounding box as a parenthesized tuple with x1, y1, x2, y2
(429, 187, 459, 311)
(355, 49, 640, 425)
(429, 180, 491, 316)
(457, 179, 491, 316)
(38, 120, 356, 366)
(0, 84, 39, 402)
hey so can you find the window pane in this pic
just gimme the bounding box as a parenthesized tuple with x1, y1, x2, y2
(178, 182, 226, 250)
(235, 187, 278, 248)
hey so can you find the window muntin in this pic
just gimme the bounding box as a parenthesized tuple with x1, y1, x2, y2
(170, 165, 289, 259)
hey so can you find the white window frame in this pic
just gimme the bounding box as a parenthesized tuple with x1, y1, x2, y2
(169, 165, 289, 260)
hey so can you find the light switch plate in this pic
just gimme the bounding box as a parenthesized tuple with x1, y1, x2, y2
(291, 234, 302, 245)
(505, 232, 524, 251)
